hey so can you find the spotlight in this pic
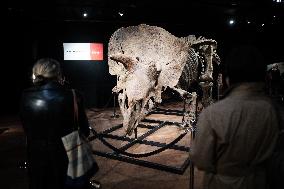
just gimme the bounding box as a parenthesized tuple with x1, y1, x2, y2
(228, 19, 235, 25)
(118, 12, 124, 17)
(83, 12, 88, 17)
(261, 23, 265, 27)
(247, 21, 251, 24)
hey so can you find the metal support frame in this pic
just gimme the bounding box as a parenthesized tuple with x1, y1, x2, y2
(189, 127, 196, 189)
(90, 109, 192, 175)
(111, 93, 119, 118)
(151, 107, 185, 116)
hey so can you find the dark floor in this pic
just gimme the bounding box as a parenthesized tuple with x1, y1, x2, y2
(0, 97, 283, 189)
(0, 102, 204, 189)
(0, 116, 28, 189)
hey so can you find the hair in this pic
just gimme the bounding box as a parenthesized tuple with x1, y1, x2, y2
(272, 63, 278, 69)
(225, 44, 266, 84)
(32, 58, 62, 85)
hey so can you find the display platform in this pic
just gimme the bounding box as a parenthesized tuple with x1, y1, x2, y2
(88, 102, 194, 175)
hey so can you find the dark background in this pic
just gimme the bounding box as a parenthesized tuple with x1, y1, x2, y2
(2, 0, 284, 115)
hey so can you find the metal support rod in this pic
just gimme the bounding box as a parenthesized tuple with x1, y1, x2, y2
(111, 93, 119, 118)
(217, 81, 222, 101)
(189, 129, 195, 189)
(134, 127, 138, 139)
(181, 98, 186, 123)
(217, 73, 222, 101)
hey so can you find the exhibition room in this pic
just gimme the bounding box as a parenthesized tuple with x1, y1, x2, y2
(1, 0, 284, 189)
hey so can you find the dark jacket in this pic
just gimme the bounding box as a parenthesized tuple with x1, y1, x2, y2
(20, 81, 90, 189)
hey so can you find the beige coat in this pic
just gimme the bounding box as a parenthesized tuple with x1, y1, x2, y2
(191, 83, 279, 189)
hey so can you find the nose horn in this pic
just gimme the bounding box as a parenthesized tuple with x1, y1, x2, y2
(110, 54, 137, 71)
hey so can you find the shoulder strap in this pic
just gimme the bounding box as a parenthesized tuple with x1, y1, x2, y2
(71, 89, 79, 130)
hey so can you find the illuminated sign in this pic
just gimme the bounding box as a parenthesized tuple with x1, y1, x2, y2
(63, 43, 103, 60)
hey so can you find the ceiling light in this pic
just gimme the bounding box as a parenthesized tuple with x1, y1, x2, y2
(229, 19, 235, 25)
(118, 12, 124, 17)
(83, 12, 88, 17)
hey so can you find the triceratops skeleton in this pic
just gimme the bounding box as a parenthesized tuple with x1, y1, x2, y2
(108, 24, 220, 135)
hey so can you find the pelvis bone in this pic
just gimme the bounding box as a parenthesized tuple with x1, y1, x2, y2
(108, 24, 219, 135)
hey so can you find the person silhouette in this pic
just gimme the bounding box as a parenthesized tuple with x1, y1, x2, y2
(20, 58, 100, 189)
(190, 45, 279, 189)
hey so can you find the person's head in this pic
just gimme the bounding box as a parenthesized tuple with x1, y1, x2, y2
(272, 63, 278, 70)
(32, 58, 62, 85)
(225, 44, 266, 85)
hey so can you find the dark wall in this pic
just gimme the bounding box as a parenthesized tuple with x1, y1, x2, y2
(2, 20, 121, 114)
(32, 21, 118, 108)
(2, 17, 33, 115)
(2, 14, 284, 115)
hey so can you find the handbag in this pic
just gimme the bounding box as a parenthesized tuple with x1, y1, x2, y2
(61, 89, 99, 187)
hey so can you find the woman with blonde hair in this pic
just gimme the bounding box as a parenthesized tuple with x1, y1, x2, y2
(21, 58, 100, 189)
